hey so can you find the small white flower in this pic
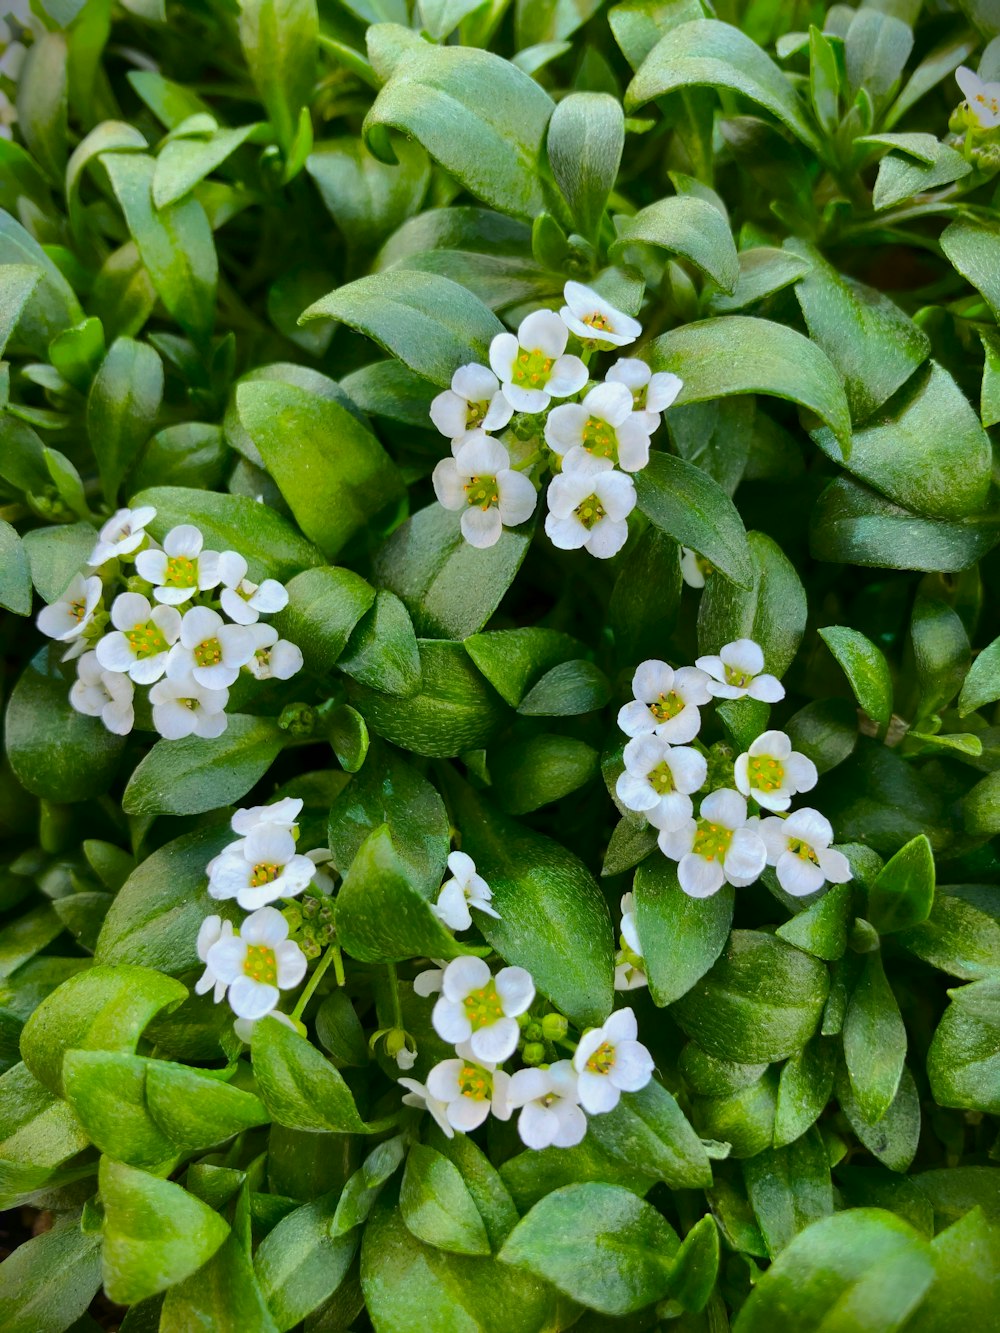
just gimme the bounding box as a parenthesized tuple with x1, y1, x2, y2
(233, 1009, 297, 1044)
(149, 671, 228, 740)
(572, 1008, 654, 1114)
(545, 450, 635, 560)
(616, 735, 707, 831)
(431, 851, 500, 932)
(605, 359, 682, 432)
(957, 65, 1000, 129)
(68, 652, 135, 735)
(431, 956, 535, 1063)
(231, 797, 303, 837)
(489, 309, 588, 413)
(167, 606, 255, 690)
(430, 363, 514, 444)
(432, 432, 537, 549)
(734, 730, 818, 813)
(614, 892, 647, 992)
(216, 551, 288, 625)
(545, 381, 652, 473)
(88, 505, 157, 566)
(508, 1061, 587, 1150)
(680, 547, 710, 589)
(695, 638, 784, 703)
(658, 789, 767, 899)
(246, 622, 304, 680)
(195, 914, 234, 1002)
(425, 1042, 513, 1133)
(135, 524, 221, 605)
(560, 281, 642, 348)
(398, 1075, 455, 1137)
(207, 823, 317, 911)
(95, 592, 181, 684)
(395, 1044, 417, 1071)
(36, 572, 102, 642)
(206, 906, 307, 1020)
(758, 808, 852, 898)
(617, 659, 712, 743)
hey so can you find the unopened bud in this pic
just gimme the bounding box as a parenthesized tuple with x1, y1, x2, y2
(384, 1028, 408, 1058)
(523, 1042, 546, 1066)
(524, 1021, 544, 1044)
(279, 702, 317, 737)
(541, 1012, 568, 1042)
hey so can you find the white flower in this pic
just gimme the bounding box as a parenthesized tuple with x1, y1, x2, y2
(572, 1008, 654, 1114)
(245, 623, 304, 681)
(306, 848, 336, 895)
(430, 363, 514, 443)
(545, 450, 635, 559)
(431, 956, 535, 1063)
(957, 65, 1000, 129)
(758, 808, 852, 898)
(149, 672, 228, 740)
(658, 789, 767, 899)
(36, 572, 102, 642)
(614, 892, 647, 992)
(425, 1042, 512, 1133)
(395, 1044, 417, 1071)
(489, 309, 588, 413)
(215, 550, 288, 625)
(207, 823, 317, 911)
(233, 1009, 297, 1044)
(545, 382, 652, 473)
(617, 659, 712, 743)
(88, 505, 157, 566)
(508, 1061, 587, 1150)
(605, 359, 682, 432)
(195, 914, 234, 1002)
(95, 592, 181, 684)
(616, 735, 706, 831)
(167, 606, 255, 690)
(68, 652, 135, 735)
(695, 638, 784, 703)
(431, 851, 500, 932)
(432, 432, 537, 549)
(231, 797, 303, 837)
(680, 547, 709, 589)
(398, 1075, 455, 1137)
(560, 281, 642, 348)
(206, 906, 307, 1020)
(734, 730, 818, 813)
(135, 523, 221, 605)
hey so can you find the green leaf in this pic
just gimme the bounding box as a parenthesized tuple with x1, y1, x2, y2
(463, 629, 579, 709)
(867, 835, 934, 935)
(941, 219, 1000, 321)
(627, 19, 821, 150)
(308, 135, 430, 252)
(133, 485, 323, 582)
(547, 93, 623, 242)
(0, 905, 63, 979)
(16, 32, 68, 183)
(837, 1061, 921, 1174)
(162, 1235, 279, 1333)
(427, 1127, 518, 1251)
(0, 520, 32, 616)
(364, 30, 554, 220)
(152, 123, 260, 209)
(101, 152, 217, 343)
(666, 1213, 720, 1313)
(145, 1060, 270, 1148)
(0, 264, 41, 359)
(819, 626, 893, 727)
(959, 635, 1000, 717)
(337, 589, 422, 698)
(697, 530, 806, 677)
(692, 1069, 778, 1159)
(873, 142, 972, 210)
(0, 1218, 102, 1333)
(927, 981, 1000, 1114)
(48, 316, 106, 393)
(63, 1050, 177, 1169)
(254, 1191, 358, 1331)
(238, 0, 317, 154)
(898, 886, 1000, 981)
(400, 1144, 491, 1257)
(733, 1210, 934, 1333)
(490, 734, 598, 815)
(86, 336, 163, 504)
(236, 380, 404, 560)
(844, 7, 913, 106)
(650, 315, 851, 454)
(99, 1157, 230, 1306)
(518, 660, 609, 716)
(785, 699, 858, 776)
(585, 1081, 713, 1190)
(743, 1128, 833, 1257)
(500, 1182, 678, 1316)
(634, 451, 754, 589)
(706, 245, 811, 315)
(906, 1207, 1000, 1333)
(843, 951, 906, 1122)
(448, 780, 614, 1028)
(612, 195, 739, 293)
(775, 883, 852, 961)
(0, 211, 82, 353)
(252, 1014, 390, 1132)
(269, 567, 375, 676)
(123, 715, 285, 817)
(633, 856, 733, 1007)
(912, 595, 970, 716)
(672, 931, 830, 1063)
(773, 1036, 837, 1147)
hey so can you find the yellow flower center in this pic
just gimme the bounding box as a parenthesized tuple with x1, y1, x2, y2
(250, 862, 281, 888)
(574, 493, 605, 530)
(788, 838, 819, 865)
(583, 311, 612, 332)
(254, 647, 271, 668)
(125, 620, 168, 658)
(692, 820, 733, 863)
(69, 599, 88, 622)
(242, 943, 277, 985)
(164, 554, 197, 588)
(458, 1064, 493, 1100)
(466, 399, 488, 428)
(649, 690, 684, 722)
(632, 384, 648, 410)
(586, 1039, 616, 1074)
(512, 348, 554, 388)
(194, 636, 223, 667)
(724, 664, 753, 688)
(649, 761, 675, 795)
(975, 93, 999, 113)
(748, 755, 785, 793)
(582, 415, 615, 458)
(463, 980, 505, 1030)
(464, 474, 499, 510)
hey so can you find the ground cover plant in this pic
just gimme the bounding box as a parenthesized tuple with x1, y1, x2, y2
(1, 0, 1000, 1327)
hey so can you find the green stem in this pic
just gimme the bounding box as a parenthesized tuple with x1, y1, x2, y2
(386, 962, 403, 1029)
(292, 943, 339, 1021)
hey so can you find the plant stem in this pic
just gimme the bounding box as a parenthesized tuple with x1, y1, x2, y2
(292, 943, 339, 1021)
(386, 962, 403, 1029)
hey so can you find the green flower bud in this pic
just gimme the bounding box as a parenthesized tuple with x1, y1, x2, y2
(704, 741, 736, 792)
(278, 702, 317, 737)
(300, 935, 322, 960)
(523, 1042, 546, 1066)
(302, 896, 319, 919)
(524, 1021, 544, 1044)
(282, 903, 303, 933)
(541, 1012, 568, 1042)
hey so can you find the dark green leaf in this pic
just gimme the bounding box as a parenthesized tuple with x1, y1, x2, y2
(518, 659, 609, 716)
(254, 1190, 358, 1331)
(0, 1217, 102, 1333)
(773, 1036, 837, 1147)
(633, 856, 733, 1007)
(743, 1128, 833, 1257)
(842, 951, 906, 1122)
(819, 625, 893, 727)
(271, 567, 375, 675)
(697, 530, 806, 677)
(547, 93, 624, 242)
(867, 835, 934, 935)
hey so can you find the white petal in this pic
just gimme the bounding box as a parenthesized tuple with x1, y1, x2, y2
(748, 673, 785, 702)
(433, 880, 473, 932)
(577, 1069, 621, 1114)
(207, 936, 248, 982)
(217, 550, 248, 588)
(427, 1059, 465, 1103)
(432, 459, 466, 511)
(700, 788, 747, 828)
(456, 432, 509, 476)
(269, 641, 304, 679)
(610, 1039, 654, 1092)
(482, 392, 513, 431)
(494, 966, 535, 1015)
(430, 389, 471, 438)
(669, 746, 708, 793)
(228, 975, 279, 1020)
(488, 331, 519, 382)
(722, 638, 765, 676)
(135, 550, 167, 584)
(584, 380, 634, 426)
(632, 660, 674, 701)
(275, 940, 307, 988)
(647, 791, 693, 831)
(448, 1097, 491, 1131)
(785, 807, 834, 847)
(544, 403, 587, 453)
(585, 517, 629, 560)
(594, 472, 636, 522)
(461, 505, 504, 549)
(679, 854, 725, 898)
(616, 420, 651, 472)
(606, 357, 650, 389)
(470, 1017, 519, 1064)
(519, 308, 568, 358)
(552, 1101, 588, 1147)
(518, 1100, 558, 1150)
(617, 699, 656, 737)
(777, 854, 826, 897)
(545, 512, 589, 551)
(432, 997, 473, 1044)
(507, 1067, 551, 1108)
(95, 632, 135, 673)
(453, 363, 499, 401)
(817, 847, 852, 883)
(658, 821, 696, 861)
(784, 753, 818, 793)
(674, 666, 713, 704)
(164, 524, 203, 558)
(496, 470, 536, 527)
(646, 371, 682, 411)
(546, 354, 588, 397)
(723, 828, 767, 886)
(250, 579, 288, 614)
(111, 592, 151, 630)
(616, 770, 658, 813)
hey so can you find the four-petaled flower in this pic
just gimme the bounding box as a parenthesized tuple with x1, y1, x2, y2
(430, 364, 514, 443)
(168, 605, 255, 690)
(696, 638, 785, 702)
(616, 734, 707, 830)
(96, 593, 181, 684)
(216, 551, 289, 625)
(195, 914, 235, 1002)
(231, 797, 303, 837)
(560, 281, 642, 347)
(207, 823, 317, 911)
(69, 651, 135, 735)
(398, 1074, 455, 1138)
(246, 623, 304, 680)
(957, 65, 1000, 129)
(617, 659, 712, 743)
(36, 572, 102, 642)
(605, 358, 682, 431)
(149, 671, 228, 740)
(431, 956, 535, 1063)
(545, 451, 636, 559)
(205, 906, 307, 1020)
(432, 851, 500, 932)
(88, 505, 157, 566)
(433, 432, 537, 549)
(734, 730, 818, 813)
(545, 381, 652, 473)
(508, 1061, 587, 1149)
(758, 808, 852, 897)
(136, 524, 221, 605)
(425, 1041, 513, 1132)
(658, 789, 767, 898)
(489, 309, 588, 413)
(573, 1008, 654, 1113)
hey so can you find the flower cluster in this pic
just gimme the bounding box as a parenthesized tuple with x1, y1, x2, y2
(35, 506, 303, 739)
(194, 798, 333, 1032)
(429, 282, 682, 560)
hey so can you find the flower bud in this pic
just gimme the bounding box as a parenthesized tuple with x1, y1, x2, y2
(384, 1027, 408, 1058)
(523, 1042, 546, 1066)
(541, 1012, 568, 1042)
(278, 702, 317, 737)
(523, 1021, 544, 1044)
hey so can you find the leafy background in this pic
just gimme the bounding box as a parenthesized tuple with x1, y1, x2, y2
(2, 0, 1000, 1329)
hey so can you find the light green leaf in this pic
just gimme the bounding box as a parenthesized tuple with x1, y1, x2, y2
(927, 981, 1000, 1114)
(0, 1218, 102, 1333)
(0, 520, 32, 616)
(400, 1144, 491, 1256)
(613, 195, 739, 292)
(254, 1190, 358, 1331)
(152, 123, 260, 209)
(819, 625, 893, 727)
(307, 136, 430, 252)
(743, 1128, 833, 1257)
(941, 219, 1000, 321)
(547, 93, 624, 242)
(0, 264, 41, 359)
(238, 0, 318, 154)
(867, 835, 935, 935)
(87, 336, 163, 504)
